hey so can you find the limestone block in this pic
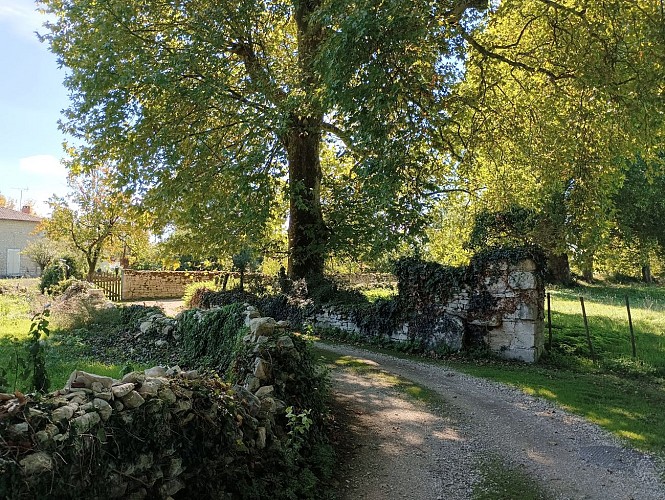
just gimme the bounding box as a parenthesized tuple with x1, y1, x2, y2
(254, 385, 274, 398)
(35, 424, 59, 444)
(510, 259, 537, 272)
(66, 370, 113, 391)
(244, 375, 261, 393)
(71, 411, 101, 433)
(51, 405, 75, 423)
(253, 358, 270, 380)
(121, 390, 146, 409)
(182, 370, 200, 380)
(158, 387, 177, 404)
(250, 317, 277, 336)
(432, 314, 465, 352)
(486, 327, 513, 351)
(144, 366, 167, 378)
(138, 379, 162, 398)
(92, 398, 113, 421)
(121, 371, 146, 385)
(112, 383, 135, 398)
(277, 335, 294, 349)
(503, 302, 538, 321)
(508, 271, 536, 290)
(20, 452, 53, 476)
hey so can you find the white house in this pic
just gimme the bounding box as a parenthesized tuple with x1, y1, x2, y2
(0, 206, 42, 277)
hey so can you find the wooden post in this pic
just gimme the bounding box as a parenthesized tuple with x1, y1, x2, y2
(626, 295, 637, 358)
(547, 292, 553, 351)
(580, 296, 595, 359)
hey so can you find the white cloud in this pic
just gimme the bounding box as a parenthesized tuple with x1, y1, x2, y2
(19, 154, 68, 177)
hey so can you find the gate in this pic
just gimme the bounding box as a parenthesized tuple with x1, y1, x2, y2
(90, 271, 122, 301)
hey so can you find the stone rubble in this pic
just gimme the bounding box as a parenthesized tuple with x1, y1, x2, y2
(0, 305, 310, 499)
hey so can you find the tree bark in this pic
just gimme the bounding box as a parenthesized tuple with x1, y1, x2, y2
(545, 253, 572, 285)
(285, 0, 327, 280)
(285, 115, 327, 279)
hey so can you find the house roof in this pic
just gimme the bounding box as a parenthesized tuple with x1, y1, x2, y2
(0, 206, 42, 223)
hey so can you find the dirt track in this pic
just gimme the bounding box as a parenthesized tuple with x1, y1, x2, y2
(317, 342, 665, 500)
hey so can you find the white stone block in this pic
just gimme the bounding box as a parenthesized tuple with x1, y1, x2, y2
(508, 271, 536, 290)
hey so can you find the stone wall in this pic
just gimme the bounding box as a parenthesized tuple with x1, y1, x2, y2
(0, 311, 325, 499)
(314, 257, 545, 363)
(121, 269, 223, 299)
(121, 270, 276, 300)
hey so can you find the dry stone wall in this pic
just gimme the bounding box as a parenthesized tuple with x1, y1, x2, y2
(314, 257, 545, 363)
(121, 270, 276, 300)
(0, 306, 326, 499)
(121, 270, 224, 300)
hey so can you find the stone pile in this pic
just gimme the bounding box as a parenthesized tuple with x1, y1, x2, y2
(0, 307, 310, 499)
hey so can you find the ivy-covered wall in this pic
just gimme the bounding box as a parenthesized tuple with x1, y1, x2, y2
(0, 306, 331, 499)
(315, 248, 545, 362)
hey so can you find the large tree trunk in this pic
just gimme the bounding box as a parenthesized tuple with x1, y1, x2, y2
(286, 0, 327, 280)
(545, 253, 572, 285)
(285, 115, 327, 280)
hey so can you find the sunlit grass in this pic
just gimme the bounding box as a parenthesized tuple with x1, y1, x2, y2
(547, 284, 665, 376)
(0, 283, 138, 393)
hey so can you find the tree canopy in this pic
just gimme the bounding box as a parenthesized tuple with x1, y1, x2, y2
(39, 0, 664, 279)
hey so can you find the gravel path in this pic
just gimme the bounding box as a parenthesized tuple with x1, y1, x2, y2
(318, 342, 665, 500)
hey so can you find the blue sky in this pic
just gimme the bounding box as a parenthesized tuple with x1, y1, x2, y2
(0, 1, 70, 215)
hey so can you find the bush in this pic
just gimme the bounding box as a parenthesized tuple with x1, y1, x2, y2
(39, 257, 82, 294)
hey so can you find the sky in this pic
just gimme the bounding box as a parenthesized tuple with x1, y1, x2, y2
(0, 0, 70, 216)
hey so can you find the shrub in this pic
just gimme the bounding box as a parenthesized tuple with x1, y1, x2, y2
(39, 257, 82, 294)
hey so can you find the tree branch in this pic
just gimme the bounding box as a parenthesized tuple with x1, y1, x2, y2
(460, 30, 575, 81)
(228, 41, 287, 106)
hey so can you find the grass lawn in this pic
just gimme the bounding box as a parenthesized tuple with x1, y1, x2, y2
(0, 281, 130, 393)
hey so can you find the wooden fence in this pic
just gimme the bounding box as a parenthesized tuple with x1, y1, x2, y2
(89, 271, 122, 301)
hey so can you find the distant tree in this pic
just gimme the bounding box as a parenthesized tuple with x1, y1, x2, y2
(0, 193, 16, 209)
(42, 168, 139, 280)
(21, 238, 62, 274)
(613, 154, 665, 282)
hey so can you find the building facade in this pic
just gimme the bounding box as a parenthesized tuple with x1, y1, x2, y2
(0, 206, 42, 278)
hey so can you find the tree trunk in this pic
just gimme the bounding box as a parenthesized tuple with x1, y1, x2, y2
(641, 264, 652, 283)
(285, 115, 327, 280)
(581, 261, 594, 282)
(545, 253, 572, 285)
(286, 0, 327, 281)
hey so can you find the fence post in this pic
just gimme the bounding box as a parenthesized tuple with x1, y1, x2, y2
(547, 292, 553, 351)
(626, 295, 636, 358)
(579, 296, 595, 359)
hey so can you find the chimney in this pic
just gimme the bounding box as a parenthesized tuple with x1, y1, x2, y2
(21, 205, 31, 214)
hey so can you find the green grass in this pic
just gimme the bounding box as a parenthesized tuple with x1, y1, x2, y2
(546, 283, 665, 375)
(316, 282, 665, 455)
(360, 287, 397, 303)
(0, 284, 133, 393)
(473, 456, 551, 500)
(447, 360, 665, 453)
